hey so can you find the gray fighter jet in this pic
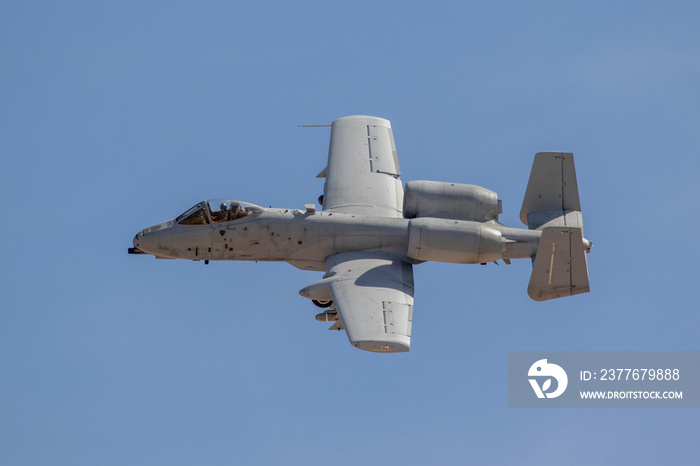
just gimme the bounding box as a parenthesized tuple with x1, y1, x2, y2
(129, 115, 591, 353)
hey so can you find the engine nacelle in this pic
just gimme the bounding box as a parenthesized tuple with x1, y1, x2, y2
(403, 180, 501, 222)
(406, 218, 505, 264)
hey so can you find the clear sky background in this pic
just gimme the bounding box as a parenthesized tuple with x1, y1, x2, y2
(2, 1, 699, 464)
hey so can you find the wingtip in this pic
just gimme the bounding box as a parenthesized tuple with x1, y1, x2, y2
(351, 338, 410, 353)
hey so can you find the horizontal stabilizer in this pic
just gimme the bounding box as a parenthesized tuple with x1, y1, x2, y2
(528, 226, 590, 301)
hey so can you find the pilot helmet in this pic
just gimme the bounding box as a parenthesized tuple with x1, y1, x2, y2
(220, 202, 228, 211)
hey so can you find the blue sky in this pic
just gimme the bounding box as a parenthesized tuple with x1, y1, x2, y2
(2, 1, 699, 464)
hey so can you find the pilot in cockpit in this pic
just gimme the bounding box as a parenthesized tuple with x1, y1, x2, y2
(230, 202, 243, 220)
(214, 202, 228, 222)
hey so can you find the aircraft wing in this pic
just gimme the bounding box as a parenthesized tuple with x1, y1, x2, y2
(319, 115, 404, 218)
(324, 251, 414, 352)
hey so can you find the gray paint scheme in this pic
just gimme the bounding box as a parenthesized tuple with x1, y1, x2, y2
(130, 116, 592, 352)
(520, 152, 582, 230)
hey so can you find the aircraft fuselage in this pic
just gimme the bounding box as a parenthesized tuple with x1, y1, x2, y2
(131, 206, 543, 271)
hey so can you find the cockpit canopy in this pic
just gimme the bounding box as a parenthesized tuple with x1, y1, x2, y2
(176, 200, 263, 226)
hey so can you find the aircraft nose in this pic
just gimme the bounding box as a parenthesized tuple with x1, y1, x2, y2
(134, 229, 159, 255)
(128, 232, 145, 254)
(129, 221, 173, 256)
(131, 229, 156, 255)
(133, 231, 144, 248)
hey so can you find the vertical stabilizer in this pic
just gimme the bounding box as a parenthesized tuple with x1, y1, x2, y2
(520, 152, 582, 230)
(528, 226, 590, 301)
(521, 152, 591, 300)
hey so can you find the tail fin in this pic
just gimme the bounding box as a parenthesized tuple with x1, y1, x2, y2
(520, 152, 582, 230)
(528, 226, 590, 301)
(521, 152, 591, 301)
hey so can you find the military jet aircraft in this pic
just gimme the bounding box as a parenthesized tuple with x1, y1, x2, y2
(129, 115, 591, 353)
